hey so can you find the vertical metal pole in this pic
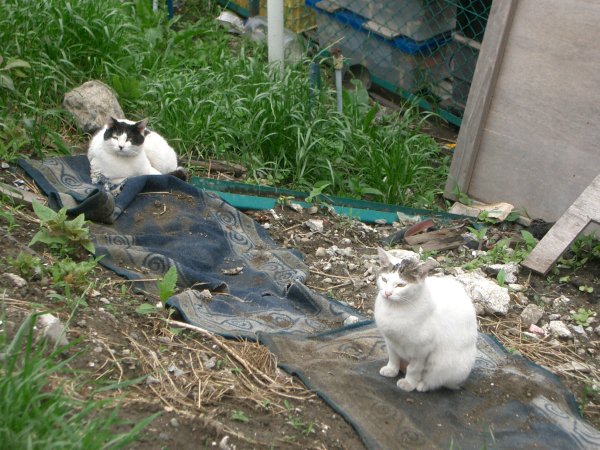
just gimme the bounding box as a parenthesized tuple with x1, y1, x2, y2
(167, 0, 174, 19)
(332, 48, 344, 113)
(267, 0, 285, 70)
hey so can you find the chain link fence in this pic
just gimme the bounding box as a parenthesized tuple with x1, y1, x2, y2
(217, 0, 491, 126)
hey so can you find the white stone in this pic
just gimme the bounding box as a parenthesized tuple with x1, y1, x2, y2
(315, 247, 327, 257)
(454, 272, 511, 315)
(509, 284, 525, 292)
(4, 273, 27, 288)
(37, 313, 68, 346)
(485, 263, 519, 284)
(555, 361, 592, 373)
(547, 320, 572, 338)
(287, 202, 303, 212)
(552, 295, 571, 309)
(304, 219, 323, 233)
(343, 315, 360, 326)
(338, 247, 354, 257)
(521, 304, 544, 327)
(571, 325, 586, 336)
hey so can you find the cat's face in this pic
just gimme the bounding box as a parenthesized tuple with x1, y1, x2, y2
(376, 247, 425, 302)
(102, 117, 148, 156)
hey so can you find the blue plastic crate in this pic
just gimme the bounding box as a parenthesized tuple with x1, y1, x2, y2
(307, 0, 452, 93)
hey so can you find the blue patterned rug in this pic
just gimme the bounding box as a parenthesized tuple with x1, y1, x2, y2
(19, 155, 363, 339)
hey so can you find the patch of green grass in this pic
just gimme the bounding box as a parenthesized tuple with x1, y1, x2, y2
(2, 0, 450, 208)
(464, 230, 537, 270)
(558, 234, 600, 271)
(0, 313, 156, 449)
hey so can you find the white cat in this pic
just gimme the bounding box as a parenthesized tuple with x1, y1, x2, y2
(87, 117, 184, 185)
(374, 247, 478, 392)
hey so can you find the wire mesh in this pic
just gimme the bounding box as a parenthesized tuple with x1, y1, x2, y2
(217, 0, 492, 125)
(216, 0, 317, 33)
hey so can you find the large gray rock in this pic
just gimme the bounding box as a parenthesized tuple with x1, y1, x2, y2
(62, 80, 124, 134)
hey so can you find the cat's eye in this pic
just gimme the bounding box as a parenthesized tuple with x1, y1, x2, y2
(395, 282, 406, 288)
(381, 277, 387, 283)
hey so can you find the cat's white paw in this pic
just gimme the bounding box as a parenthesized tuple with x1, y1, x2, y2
(396, 378, 416, 392)
(380, 366, 399, 378)
(416, 381, 430, 392)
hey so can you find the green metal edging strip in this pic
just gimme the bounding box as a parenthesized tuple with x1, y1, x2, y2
(191, 177, 463, 224)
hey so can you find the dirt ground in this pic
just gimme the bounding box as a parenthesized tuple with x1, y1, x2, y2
(1, 161, 599, 449)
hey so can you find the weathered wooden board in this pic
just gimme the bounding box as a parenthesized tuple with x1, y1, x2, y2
(0, 182, 46, 207)
(315, 0, 341, 13)
(445, 0, 600, 222)
(523, 173, 600, 275)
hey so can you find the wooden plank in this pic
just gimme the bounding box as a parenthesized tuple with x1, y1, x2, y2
(314, 0, 341, 13)
(362, 21, 401, 40)
(0, 182, 47, 207)
(444, 0, 518, 199)
(523, 173, 600, 275)
(405, 229, 465, 252)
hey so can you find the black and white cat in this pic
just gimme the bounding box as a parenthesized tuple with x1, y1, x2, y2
(87, 117, 186, 185)
(374, 247, 478, 392)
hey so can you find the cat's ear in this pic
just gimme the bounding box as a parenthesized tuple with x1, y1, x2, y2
(401, 259, 427, 281)
(107, 117, 118, 128)
(135, 118, 148, 133)
(377, 247, 393, 269)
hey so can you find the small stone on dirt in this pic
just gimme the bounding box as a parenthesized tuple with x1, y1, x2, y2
(520, 304, 544, 327)
(37, 313, 69, 347)
(4, 273, 27, 288)
(547, 320, 572, 338)
(305, 219, 324, 233)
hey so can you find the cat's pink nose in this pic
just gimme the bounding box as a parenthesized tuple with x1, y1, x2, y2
(384, 290, 392, 297)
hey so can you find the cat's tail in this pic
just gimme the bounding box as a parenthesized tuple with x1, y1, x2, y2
(169, 166, 189, 182)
